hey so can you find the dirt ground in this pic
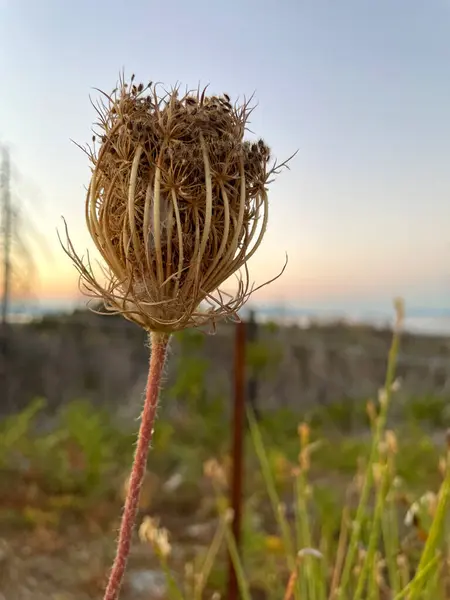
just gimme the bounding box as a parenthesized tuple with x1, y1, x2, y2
(0, 516, 217, 600)
(0, 475, 222, 600)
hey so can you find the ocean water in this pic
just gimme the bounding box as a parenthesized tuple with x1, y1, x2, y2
(242, 306, 450, 336)
(8, 299, 450, 336)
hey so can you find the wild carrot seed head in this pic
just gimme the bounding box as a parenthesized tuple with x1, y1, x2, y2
(62, 75, 292, 332)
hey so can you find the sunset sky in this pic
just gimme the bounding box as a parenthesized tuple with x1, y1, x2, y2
(1, 0, 450, 313)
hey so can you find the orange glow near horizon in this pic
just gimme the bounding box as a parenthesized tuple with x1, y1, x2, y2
(36, 268, 80, 300)
(34, 263, 418, 305)
(32, 232, 446, 305)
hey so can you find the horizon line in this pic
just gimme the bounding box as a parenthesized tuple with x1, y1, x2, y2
(7, 298, 450, 320)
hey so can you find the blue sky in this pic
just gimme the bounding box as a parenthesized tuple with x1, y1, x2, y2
(1, 0, 450, 312)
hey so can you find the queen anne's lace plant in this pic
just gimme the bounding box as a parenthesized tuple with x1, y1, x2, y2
(62, 74, 290, 600)
(63, 75, 290, 333)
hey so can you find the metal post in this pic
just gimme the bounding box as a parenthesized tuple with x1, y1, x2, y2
(227, 319, 246, 600)
(247, 310, 260, 421)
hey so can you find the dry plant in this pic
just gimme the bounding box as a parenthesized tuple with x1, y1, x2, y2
(61, 73, 291, 600)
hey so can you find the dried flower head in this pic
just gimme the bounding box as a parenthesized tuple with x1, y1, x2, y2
(384, 429, 398, 454)
(297, 547, 324, 560)
(394, 297, 405, 329)
(378, 387, 388, 407)
(138, 515, 172, 557)
(203, 457, 228, 488)
(366, 399, 377, 423)
(62, 75, 292, 332)
(439, 456, 447, 478)
(404, 491, 437, 527)
(297, 422, 310, 448)
(372, 462, 385, 486)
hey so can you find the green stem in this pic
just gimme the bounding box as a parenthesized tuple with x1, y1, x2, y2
(224, 513, 252, 600)
(354, 464, 389, 600)
(337, 305, 402, 600)
(248, 408, 301, 600)
(408, 451, 450, 600)
(393, 555, 441, 600)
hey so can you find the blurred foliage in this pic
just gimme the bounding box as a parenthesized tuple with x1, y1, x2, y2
(5, 307, 450, 598)
(0, 390, 445, 527)
(308, 399, 370, 432)
(1, 321, 450, 598)
(0, 396, 134, 516)
(405, 394, 450, 428)
(163, 329, 229, 457)
(0, 397, 46, 465)
(246, 338, 282, 381)
(262, 320, 280, 335)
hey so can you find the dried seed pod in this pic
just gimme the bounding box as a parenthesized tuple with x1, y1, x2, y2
(62, 75, 292, 332)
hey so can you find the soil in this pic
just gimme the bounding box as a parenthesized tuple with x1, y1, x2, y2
(0, 517, 214, 600)
(0, 473, 222, 600)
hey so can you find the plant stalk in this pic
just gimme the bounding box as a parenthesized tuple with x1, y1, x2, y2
(103, 331, 169, 600)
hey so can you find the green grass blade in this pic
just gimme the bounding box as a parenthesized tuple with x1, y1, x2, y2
(337, 302, 402, 599)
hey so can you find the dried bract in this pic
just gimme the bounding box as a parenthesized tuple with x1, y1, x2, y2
(62, 76, 291, 332)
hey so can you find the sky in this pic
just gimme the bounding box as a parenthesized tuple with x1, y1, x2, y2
(1, 0, 450, 315)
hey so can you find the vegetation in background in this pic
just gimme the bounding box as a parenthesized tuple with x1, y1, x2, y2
(1, 307, 450, 598)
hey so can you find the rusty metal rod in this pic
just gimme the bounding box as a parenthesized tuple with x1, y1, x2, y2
(227, 319, 246, 600)
(247, 310, 260, 422)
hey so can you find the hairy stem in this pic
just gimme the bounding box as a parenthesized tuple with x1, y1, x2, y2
(103, 331, 170, 600)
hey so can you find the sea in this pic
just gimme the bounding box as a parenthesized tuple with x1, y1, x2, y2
(7, 299, 450, 337)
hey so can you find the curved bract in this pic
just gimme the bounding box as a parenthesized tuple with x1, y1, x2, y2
(63, 76, 291, 332)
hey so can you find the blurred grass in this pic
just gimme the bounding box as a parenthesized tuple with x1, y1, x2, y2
(1, 315, 450, 598)
(1, 391, 448, 596)
(0, 392, 445, 522)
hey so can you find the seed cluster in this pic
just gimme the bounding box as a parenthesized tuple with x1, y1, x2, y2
(63, 75, 289, 332)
